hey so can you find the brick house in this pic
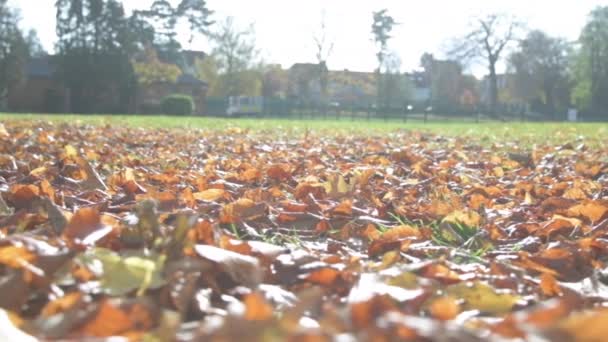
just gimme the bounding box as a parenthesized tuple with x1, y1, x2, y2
(8, 56, 69, 113)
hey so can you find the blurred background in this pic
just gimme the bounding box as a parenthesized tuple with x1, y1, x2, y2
(1, 0, 607, 121)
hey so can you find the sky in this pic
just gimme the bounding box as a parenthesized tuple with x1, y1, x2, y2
(8, 0, 604, 75)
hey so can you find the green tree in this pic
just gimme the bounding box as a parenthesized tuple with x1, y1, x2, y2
(133, 47, 182, 86)
(449, 13, 521, 115)
(371, 9, 397, 108)
(56, 0, 213, 113)
(136, 0, 213, 64)
(0, 0, 28, 108)
(509, 30, 572, 117)
(573, 6, 608, 114)
(55, 0, 139, 113)
(196, 55, 220, 95)
(24, 29, 45, 57)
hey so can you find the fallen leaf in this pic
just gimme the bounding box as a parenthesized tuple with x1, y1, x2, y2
(446, 281, 520, 314)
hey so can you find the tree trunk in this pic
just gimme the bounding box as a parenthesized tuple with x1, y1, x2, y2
(489, 61, 498, 117)
(544, 83, 555, 121)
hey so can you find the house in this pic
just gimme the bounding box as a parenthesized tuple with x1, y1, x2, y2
(7, 56, 70, 113)
(8, 50, 209, 115)
(328, 69, 376, 105)
(287, 63, 326, 104)
(406, 71, 431, 103)
(135, 72, 208, 115)
(133, 49, 209, 114)
(284, 63, 434, 107)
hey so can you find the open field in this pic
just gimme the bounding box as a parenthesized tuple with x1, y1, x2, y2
(2, 112, 608, 145)
(1, 117, 608, 340)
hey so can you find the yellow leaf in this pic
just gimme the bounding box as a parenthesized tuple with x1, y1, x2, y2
(493, 167, 504, 177)
(524, 191, 535, 205)
(193, 189, 226, 202)
(446, 281, 520, 314)
(443, 210, 481, 227)
(64, 144, 78, 158)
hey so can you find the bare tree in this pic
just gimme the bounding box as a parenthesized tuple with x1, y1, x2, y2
(313, 11, 334, 105)
(209, 16, 259, 96)
(449, 13, 522, 115)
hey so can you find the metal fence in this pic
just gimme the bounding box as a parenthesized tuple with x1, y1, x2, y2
(203, 97, 599, 122)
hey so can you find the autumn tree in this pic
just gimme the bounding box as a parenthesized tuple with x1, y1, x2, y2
(449, 13, 521, 115)
(509, 30, 572, 117)
(133, 47, 182, 86)
(573, 6, 608, 115)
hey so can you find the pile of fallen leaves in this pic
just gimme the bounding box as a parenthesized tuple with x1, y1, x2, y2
(1, 120, 608, 341)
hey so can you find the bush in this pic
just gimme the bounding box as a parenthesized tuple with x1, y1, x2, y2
(161, 94, 195, 116)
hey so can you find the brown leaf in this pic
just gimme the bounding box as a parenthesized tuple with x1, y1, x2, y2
(194, 244, 262, 288)
(567, 201, 608, 224)
(62, 207, 113, 246)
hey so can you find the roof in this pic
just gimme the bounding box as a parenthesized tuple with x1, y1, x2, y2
(177, 73, 208, 86)
(289, 63, 327, 74)
(26, 56, 55, 78)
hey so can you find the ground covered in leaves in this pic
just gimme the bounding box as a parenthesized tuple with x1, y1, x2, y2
(1, 120, 608, 341)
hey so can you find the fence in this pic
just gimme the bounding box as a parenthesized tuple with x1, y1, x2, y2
(203, 97, 592, 122)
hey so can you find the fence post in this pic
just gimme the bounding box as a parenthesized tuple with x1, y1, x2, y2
(403, 105, 408, 123)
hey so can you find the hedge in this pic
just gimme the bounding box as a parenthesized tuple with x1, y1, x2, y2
(161, 94, 195, 116)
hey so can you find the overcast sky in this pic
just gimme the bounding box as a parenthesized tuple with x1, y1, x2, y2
(9, 0, 604, 75)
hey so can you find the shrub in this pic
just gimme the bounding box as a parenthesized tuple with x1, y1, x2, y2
(161, 94, 195, 116)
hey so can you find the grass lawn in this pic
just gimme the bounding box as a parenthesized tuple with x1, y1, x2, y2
(2, 112, 607, 145)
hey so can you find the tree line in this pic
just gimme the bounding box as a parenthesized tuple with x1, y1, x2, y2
(373, 8, 608, 118)
(0, 1, 608, 118)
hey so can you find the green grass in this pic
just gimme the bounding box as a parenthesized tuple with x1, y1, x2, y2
(1, 112, 607, 144)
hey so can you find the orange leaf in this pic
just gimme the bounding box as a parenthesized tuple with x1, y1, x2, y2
(429, 296, 460, 320)
(539, 273, 562, 297)
(79, 300, 133, 336)
(0, 245, 35, 269)
(41, 293, 82, 317)
(193, 188, 227, 202)
(244, 292, 274, 321)
(306, 268, 340, 286)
